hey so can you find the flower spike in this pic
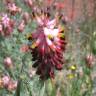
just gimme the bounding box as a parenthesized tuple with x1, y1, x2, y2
(28, 10, 67, 80)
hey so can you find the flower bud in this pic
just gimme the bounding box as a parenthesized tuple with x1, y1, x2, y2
(85, 54, 95, 68)
(22, 12, 30, 24)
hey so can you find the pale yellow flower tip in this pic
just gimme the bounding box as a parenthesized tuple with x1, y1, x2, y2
(67, 74, 75, 79)
(58, 33, 65, 38)
(70, 65, 76, 70)
(31, 43, 37, 49)
(47, 34, 53, 39)
(26, 33, 32, 39)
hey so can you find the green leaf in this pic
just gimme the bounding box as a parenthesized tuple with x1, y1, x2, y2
(14, 79, 22, 96)
(39, 83, 45, 96)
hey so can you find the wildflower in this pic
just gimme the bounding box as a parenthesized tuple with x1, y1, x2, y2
(1, 75, 17, 91)
(7, 3, 22, 15)
(4, 57, 13, 68)
(85, 53, 95, 68)
(28, 10, 67, 80)
(2, 75, 10, 87)
(0, 14, 14, 36)
(7, 80, 17, 91)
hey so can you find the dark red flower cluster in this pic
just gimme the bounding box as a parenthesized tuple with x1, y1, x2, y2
(0, 14, 14, 36)
(28, 10, 67, 80)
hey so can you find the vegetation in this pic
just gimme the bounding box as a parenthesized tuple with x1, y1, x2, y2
(0, 0, 96, 96)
